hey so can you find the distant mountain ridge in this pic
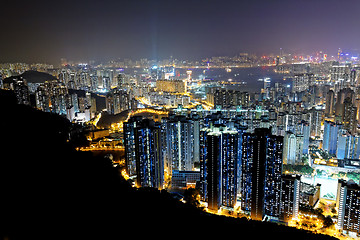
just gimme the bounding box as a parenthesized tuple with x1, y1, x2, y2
(3, 70, 57, 83)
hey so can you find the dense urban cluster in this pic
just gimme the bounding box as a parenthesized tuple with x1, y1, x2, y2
(2, 49, 360, 238)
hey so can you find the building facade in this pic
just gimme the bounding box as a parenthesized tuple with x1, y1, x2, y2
(337, 180, 360, 237)
(240, 128, 283, 220)
(124, 117, 164, 189)
(205, 125, 240, 210)
(279, 174, 300, 221)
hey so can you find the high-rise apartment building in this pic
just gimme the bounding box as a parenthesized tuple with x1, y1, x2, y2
(336, 130, 360, 160)
(335, 88, 354, 118)
(199, 113, 247, 206)
(337, 180, 360, 237)
(279, 174, 300, 222)
(323, 121, 341, 155)
(292, 74, 313, 93)
(240, 128, 283, 220)
(106, 88, 131, 114)
(263, 78, 271, 99)
(331, 63, 354, 90)
(299, 121, 310, 155)
(203, 125, 240, 210)
(162, 115, 199, 173)
(124, 117, 164, 189)
(3, 76, 30, 105)
(325, 90, 335, 117)
(343, 97, 357, 134)
(309, 108, 323, 138)
(207, 88, 249, 108)
(124, 116, 142, 177)
(283, 132, 297, 164)
(156, 79, 186, 93)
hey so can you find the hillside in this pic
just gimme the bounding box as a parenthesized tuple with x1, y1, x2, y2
(3, 70, 57, 84)
(0, 89, 337, 240)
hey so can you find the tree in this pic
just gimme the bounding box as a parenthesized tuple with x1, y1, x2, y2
(315, 208, 324, 216)
(183, 188, 201, 208)
(331, 207, 336, 214)
(323, 216, 334, 228)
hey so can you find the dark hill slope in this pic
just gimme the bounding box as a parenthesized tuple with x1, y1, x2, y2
(0, 89, 337, 240)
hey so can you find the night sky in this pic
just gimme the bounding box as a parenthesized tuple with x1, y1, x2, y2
(1, 0, 360, 64)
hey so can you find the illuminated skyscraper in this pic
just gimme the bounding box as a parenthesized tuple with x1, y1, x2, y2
(124, 117, 164, 189)
(299, 121, 310, 155)
(325, 90, 335, 117)
(292, 74, 312, 93)
(204, 125, 239, 210)
(116, 73, 126, 89)
(283, 131, 297, 165)
(163, 115, 197, 172)
(323, 121, 341, 155)
(211, 89, 250, 108)
(134, 119, 163, 189)
(199, 113, 246, 206)
(106, 88, 130, 114)
(337, 180, 360, 237)
(331, 63, 352, 90)
(263, 78, 271, 99)
(336, 130, 360, 160)
(124, 116, 143, 177)
(3, 76, 30, 105)
(206, 129, 222, 210)
(102, 77, 111, 92)
(309, 108, 323, 138)
(343, 97, 357, 134)
(156, 79, 186, 93)
(240, 128, 283, 221)
(279, 174, 300, 222)
(90, 73, 99, 92)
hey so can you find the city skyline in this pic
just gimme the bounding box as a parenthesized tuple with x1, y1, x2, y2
(1, 0, 360, 64)
(3, 1, 360, 239)
(3, 43, 360, 238)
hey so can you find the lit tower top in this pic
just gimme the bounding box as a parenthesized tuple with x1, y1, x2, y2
(338, 48, 342, 60)
(183, 70, 192, 93)
(186, 70, 192, 81)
